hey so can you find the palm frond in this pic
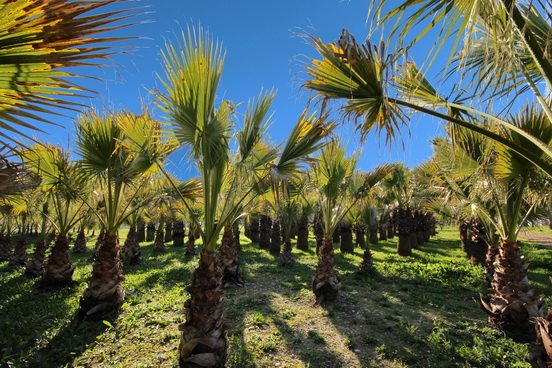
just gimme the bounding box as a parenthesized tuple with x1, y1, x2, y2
(273, 109, 335, 179)
(0, 0, 140, 140)
(303, 30, 406, 143)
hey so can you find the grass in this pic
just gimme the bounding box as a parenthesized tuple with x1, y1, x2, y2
(0, 226, 551, 367)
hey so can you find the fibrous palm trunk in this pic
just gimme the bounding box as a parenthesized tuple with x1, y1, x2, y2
(529, 310, 552, 368)
(38, 234, 75, 290)
(484, 246, 499, 288)
(359, 246, 374, 273)
(269, 220, 281, 255)
(154, 228, 165, 251)
(24, 236, 52, 277)
(122, 225, 141, 265)
(478, 240, 543, 342)
(172, 221, 185, 247)
(0, 234, 13, 262)
(246, 215, 260, 243)
(73, 229, 87, 254)
(313, 217, 324, 254)
(312, 235, 340, 304)
(258, 215, 271, 250)
(79, 232, 125, 319)
(368, 227, 379, 245)
(146, 222, 155, 242)
(332, 225, 341, 243)
(219, 225, 245, 287)
(339, 224, 354, 253)
(395, 208, 412, 256)
(165, 223, 173, 243)
(378, 224, 388, 241)
(279, 238, 294, 267)
(137, 221, 146, 243)
(186, 229, 197, 257)
(458, 218, 488, 266)
(296, 215, 309, 251)
(179, 249, 226, 368)
(354, 225, 366, 249)
(10, 234, 27, 266)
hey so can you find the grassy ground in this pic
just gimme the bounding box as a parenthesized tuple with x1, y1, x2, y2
(1, 226, 551, 368)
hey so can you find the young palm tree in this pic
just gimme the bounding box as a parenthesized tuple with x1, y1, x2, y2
(157, 27, 334, 368)
(309, 141, 390, 303)
(0, 0, 139, 142)
(22, 144, 88, 289)
(24, 201, 53, 277)
(75, 108, 175, 318)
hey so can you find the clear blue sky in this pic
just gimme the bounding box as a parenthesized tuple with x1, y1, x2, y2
(23, 0, 445, 177)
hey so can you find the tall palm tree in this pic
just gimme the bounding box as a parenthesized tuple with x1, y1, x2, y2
(75, 108, 176, 318)
(0, 0, 139, 142)
(156, 27, 334, 368)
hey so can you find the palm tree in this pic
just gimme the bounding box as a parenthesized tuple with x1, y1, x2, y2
(24, 201, 53, 277)
(75, 108, 175, 318)
(156, 27, 333, 368)
(426, 116, 550, 341)
(309, 141, 390, 303)
(22, 144, 88, 289)
(0, 0, 139, 142)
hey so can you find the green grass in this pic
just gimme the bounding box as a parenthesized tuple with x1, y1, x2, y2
(1, 226, 551, 367)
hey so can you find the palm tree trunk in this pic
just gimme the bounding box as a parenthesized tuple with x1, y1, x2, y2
(154, 228, 165, 251)
(122, 225, 142, 265)
(312, 235, 341, 304)
(24, 237, 52, 277)
(73, 228, 87, 254)
(484, 246, 499, 288)
(258, 214, 271, 249)
(313, 216, 324, 254)
(10, 234, 27, 266)
(395, 208, 412, 256)
(368, 227, 379, 245)
(185, 227, 197, 256)
(387, 223, 395, 239)
(165, 223, 173, 243)
(146, 222, 155, 242)
(359, 246, 374, 273)
(178, 249, 226, 368)
(269, 219, 281, 255)
(332, 225, 341, 243)
(296, 215, 309, 251)
(245, 215, 260, 243)
(478, 240, 543, 342)
(339, 224, 354, 253)
(529, 311, 552, 367)
(354, 225, 366, 249)
(219, 225, 245, 287)
(378, 224, 387, 241)
(79, 232, 125, 319)
(38, 234, 75, 290)
(137, 220, 146, 243)
(279, 238, 294, 267)
(172, 221, 185, 247)
(0, 234, 13, 262)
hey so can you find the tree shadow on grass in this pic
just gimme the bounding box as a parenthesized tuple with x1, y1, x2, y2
(25, 310, 115, 368)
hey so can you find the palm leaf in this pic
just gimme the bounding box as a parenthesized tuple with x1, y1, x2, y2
(0, 0, 140, 141)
